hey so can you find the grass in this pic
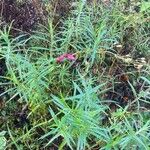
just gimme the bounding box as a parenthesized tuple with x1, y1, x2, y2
(0, 0, 150, 149)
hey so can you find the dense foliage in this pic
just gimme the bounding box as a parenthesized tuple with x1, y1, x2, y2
(0, 0, 150, 149)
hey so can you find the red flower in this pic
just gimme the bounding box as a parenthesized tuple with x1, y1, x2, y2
(56, 54, 66, 63)
(56, 53, 76, 63)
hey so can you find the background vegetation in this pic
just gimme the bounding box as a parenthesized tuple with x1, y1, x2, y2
(0, 0, 150, 149)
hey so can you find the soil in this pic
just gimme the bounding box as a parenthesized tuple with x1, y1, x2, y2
(13, 104, 30, 128)
(0, 0, 41, 36)
(0, 0, 73, 36)
(0, 59, 6, 100)
(0, 59, 6, 76)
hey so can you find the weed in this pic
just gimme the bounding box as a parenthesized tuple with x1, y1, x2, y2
(0, 0, 149, 150)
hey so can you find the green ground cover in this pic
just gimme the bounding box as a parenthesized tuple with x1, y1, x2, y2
(0, 0, 150, 149)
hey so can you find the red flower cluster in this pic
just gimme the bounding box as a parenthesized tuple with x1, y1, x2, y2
(56, 53, 76, 63)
